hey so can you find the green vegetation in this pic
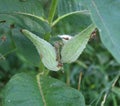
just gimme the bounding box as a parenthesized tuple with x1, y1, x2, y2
(0, 0, 120, 106)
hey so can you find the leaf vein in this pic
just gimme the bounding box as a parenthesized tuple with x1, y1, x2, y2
(36, 73, 47, 106)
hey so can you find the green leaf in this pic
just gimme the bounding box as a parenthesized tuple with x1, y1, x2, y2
(0, 0, 51, 66)
(53, 13, 92, 35)
(0, 0, 49, 34)
(61, 24, 96, 63)
(22, 29, 61, 71)
(2, 72, 85, 106)
(81, 0, 120, 63)
(57, 0, 86, 16)
(0, 23, 16, 57)
(0, 0, 51, 36)
(0, 0, 44, 16)
(53, 0, 89, 26)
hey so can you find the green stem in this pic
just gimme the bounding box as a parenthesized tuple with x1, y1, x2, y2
(64, 64, 70, 86)
(39, 61, 50, 76)
(48, 0, 58, 25)
(78, 71, 83, 91)
(39, 61, 45, 73)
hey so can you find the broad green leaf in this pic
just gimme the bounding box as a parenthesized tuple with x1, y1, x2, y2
(53, 13, 92, 35)
(2, 72, 85, 106)
(22, 30, 61, 71)
(0, 23, 16, 57)
(0, 14, 50, 36)
(61, 24, 96, 63)
(81, 0, 120, 63)
(53, 0, 89, 26)
(57, 0, 86, 16)
(0, 0, 43, 16)
(0, 0, 49, 34)
(0, 0, 51, 66)
(0, 0, 51, 36)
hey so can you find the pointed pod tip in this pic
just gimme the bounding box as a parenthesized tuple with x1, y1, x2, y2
(20, 29, 26, 34)
(20, 29, 34, 40)
(20, 29, 27, 32)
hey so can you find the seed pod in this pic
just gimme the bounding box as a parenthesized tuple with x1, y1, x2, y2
(22, 29, 61, 71)
(61, 24, 96, 63)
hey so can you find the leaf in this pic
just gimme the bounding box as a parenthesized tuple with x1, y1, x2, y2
(22, 29, 61, 71)
(52, 0, 90, 26)
(2, 72, 85, 106)
(53, 13, 92, 35)
(0, 0, 51, 66)
(81, 0, 120, 63)
(0, 0, 49, 34)
(61, 24, 96, 63)
(0, 0, 44, 16)
(0, 23, 16, 57)
(57, 0, 86, 16)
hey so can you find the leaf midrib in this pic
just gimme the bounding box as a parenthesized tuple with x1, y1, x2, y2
(0, 12, 48, 23)
(36, 74, 47, 106)
(52, 10, 90, 26)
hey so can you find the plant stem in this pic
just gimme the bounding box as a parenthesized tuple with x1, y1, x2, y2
(39, 61, 45, 73)
(78, 71, 83, 91)
(39, 61, 50, 76)
(65, 64, 70, 86)
(48, 0, 58, 25)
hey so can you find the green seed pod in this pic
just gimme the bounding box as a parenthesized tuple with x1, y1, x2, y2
(22, 29, 61, 71)
(61, 24, 96, 63)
